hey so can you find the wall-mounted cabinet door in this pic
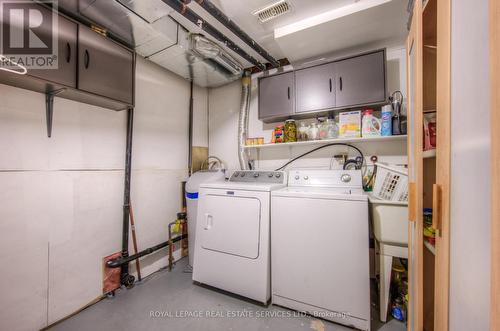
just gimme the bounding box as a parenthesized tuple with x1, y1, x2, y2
(295, 63, 335, 113)
(334, 51, 386, 108)
(78, 26, 134, 104)
(27, 6, 77, 88)
(258, 72, 294, 122)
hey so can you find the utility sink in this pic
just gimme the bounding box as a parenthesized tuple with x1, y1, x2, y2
(369, 196, 408, 246)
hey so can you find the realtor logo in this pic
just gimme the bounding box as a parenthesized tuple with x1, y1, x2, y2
(0, 0, 58, 70)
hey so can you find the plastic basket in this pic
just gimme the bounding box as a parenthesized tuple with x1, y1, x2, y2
(372, 163, 408, 202)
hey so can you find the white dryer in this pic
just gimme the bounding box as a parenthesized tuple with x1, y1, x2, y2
(271, 170, 370, 331)
(192, 170, 286, 304)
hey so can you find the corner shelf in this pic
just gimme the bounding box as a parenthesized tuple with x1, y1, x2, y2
(243, 135, 407, 149)
(423, 149, 436, 158)
(424, 240, 436, 256)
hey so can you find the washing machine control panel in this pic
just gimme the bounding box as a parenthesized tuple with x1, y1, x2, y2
(230, 171, 285, 183)
(287, 170, 363, 188)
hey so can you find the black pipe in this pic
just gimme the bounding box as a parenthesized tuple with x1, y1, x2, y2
(188, 0, 280, 68)
(161, 0, 266, 70)
(120, 107, 134, 284)
(107, 234, 188, 268)
(188, 80, 194, 175)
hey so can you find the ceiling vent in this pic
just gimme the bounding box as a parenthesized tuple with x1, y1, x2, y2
(253, 0, 291, 23)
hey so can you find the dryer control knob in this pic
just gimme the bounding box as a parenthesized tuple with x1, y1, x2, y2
(268, 173, 274, 178)
(275, 173, 281, 178)
(341, 174, 352, 183)
(295, 175, 300, 180)
(304, 176, 309, 180)
(240, 173, 246, 177)
(253, 173, 260, 178)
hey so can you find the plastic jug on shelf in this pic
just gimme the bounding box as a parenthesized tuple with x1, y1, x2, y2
(361, 109, 381, 137)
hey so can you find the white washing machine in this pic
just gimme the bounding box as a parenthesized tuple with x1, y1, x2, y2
(192, 170, 286, 304)
(271, 170, 370, 331)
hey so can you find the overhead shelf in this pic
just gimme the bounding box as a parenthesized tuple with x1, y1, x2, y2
(244, 135, 407, 149)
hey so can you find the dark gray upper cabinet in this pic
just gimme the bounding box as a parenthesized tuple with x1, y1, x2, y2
(258, 72, 294, 122)
(295, 62, 335, 113)
(78, 25, 134, 104)
(27, 6, 77, 88)
(334, 51, 386, 108)
(258, 50, 386, 121)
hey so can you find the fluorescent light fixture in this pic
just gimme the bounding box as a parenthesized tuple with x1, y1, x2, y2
(274, 0, 392, 38)
(0, 55, 27, 75)
(190, 34, 243, 76)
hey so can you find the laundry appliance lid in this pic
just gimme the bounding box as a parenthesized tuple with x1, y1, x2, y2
(200, 181, 286, 192)
(271, 186, 367, 201)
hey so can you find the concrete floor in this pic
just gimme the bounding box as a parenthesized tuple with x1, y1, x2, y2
(49, 258, 405, 331)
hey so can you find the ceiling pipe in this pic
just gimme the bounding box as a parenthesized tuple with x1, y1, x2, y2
(185, 0, 280, 68)
(161, 0, 266, 70)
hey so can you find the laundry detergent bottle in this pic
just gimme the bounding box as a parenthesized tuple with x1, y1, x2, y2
(361, 109, 381, 137)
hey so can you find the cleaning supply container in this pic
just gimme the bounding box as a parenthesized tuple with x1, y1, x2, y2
(381, 105, 393, 136)
(361, 109, 381, 137)
(185, 169, 225, 267)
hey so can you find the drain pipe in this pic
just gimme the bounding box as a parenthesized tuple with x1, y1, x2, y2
(120, 107, 135, 288)
(188, 80, 194, 176)
(238, 72, 251, 170)
(107, 235, 187, 269)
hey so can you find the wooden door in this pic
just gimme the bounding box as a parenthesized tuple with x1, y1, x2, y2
(406, 1, 424, 329)
(433, 0, 451, 329)
(490, 0, 500, 329)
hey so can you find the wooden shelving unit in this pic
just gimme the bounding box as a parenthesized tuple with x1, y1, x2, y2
(406, 0, 450, 330)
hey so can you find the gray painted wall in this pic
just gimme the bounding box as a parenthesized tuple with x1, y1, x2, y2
(450, 0, 491, 330)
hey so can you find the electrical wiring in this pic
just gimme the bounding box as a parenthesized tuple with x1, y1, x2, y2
(274, 143, 365, 172)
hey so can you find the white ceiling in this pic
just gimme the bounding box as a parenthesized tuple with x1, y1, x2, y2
(274, 0, 409, 62)
(171, 0, 409, 67)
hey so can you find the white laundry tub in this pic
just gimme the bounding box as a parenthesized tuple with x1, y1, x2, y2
(369, 196, 408, 246)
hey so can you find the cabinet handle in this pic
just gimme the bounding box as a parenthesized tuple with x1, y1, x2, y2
(84, 50, 90, 69)
(432, 184, 442, 236)
(408, 182, 417, 222)
(287, 86, 290, 100)
(329, 78, 332, 92)
(65, 42, 71, 63)
(204, 213, 213, 230)
(339, 76, 343, 91)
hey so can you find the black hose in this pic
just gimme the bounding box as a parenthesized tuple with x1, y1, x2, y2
(274, 143, 365, 171)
